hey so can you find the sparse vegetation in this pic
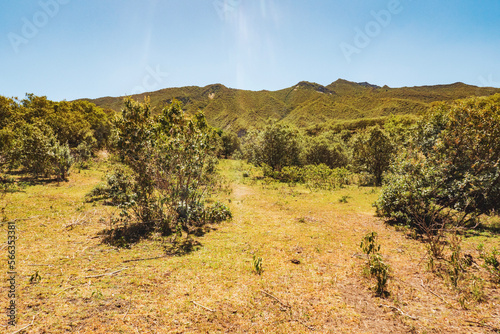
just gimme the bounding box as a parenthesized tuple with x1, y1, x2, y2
(1, 89, 500, 332)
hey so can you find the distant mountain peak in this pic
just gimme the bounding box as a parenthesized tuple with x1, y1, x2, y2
(357, 82, 380, 89)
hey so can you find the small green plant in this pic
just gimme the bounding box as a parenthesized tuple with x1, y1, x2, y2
(469, 276, 486, 302)
(252, 255, 263, 275)
(338, 195, 350, 203)
(29, 271, 42, 284)
(91, 289, 103, 299)
(479, 247, 500, 283)
(447, 234, 464, 288)
(360, 232, 390, 297)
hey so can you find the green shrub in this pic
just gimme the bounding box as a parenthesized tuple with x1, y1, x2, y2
(376, 94, 500, 230)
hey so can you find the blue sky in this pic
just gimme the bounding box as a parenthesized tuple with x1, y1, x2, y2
(1, 0, 499, 101)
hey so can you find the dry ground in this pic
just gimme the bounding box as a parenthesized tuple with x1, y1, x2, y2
(1, 159, 499, 333)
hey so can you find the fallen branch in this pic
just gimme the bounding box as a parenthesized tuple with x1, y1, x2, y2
(122, 301, 133, 320)
(64, 212, 89, 229)
(192, 301, 215, 312)
(26, 264, 54, 267)
(420, 280, 450, 305)
(9, 315, 36, 334)
(83, 267, 128, 279)
(464, 320, 499, 331)
(123, 255, 168, 263)
(260, 290, 315, 331)
(292, 318, 316, 331)
(379, 304, 418, 320)
(260, 289, 291, 308)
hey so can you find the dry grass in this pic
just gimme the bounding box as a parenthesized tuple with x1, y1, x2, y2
(1, 159, 499, 333)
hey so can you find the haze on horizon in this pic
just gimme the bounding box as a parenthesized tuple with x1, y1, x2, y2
(1, 0, 499, 101)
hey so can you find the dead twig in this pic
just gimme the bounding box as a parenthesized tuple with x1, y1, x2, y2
(9, 315, 36, 334)
(420, 279, 450, 305)
(260, 290, 315, 331)
(192, 301, 215, 312)
(123, 255, 168, 263)
(292, 318, 316, 331)
(379, 304, 418, 320)
(260, 289, 291, 308)
(122, 300, 133, 320)
(83, 267, 128, 279)
(26, 264, 54, 267)
(464, 320, 499, 331)
(64, 212, 89, 229)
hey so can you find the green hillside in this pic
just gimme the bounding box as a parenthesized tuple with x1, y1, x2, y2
(85, 79, 500, 132)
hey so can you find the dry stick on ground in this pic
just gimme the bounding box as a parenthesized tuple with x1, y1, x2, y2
(260, 290, 315, 331)
(83, 267, 129, 279)
(122, 300, 133, 320)
(420, 279, 451, 306)
(64, 212, 90, 229)
(192, 301, 215, 312)
(123, 255, 168, 263)
(9, 315, 36, 334)
(464, 320, 500, 331)
(379, 304, 418, 320)
(260, 290, 291, 308)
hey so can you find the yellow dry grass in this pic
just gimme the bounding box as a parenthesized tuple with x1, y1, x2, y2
(1, 159, 499, 333)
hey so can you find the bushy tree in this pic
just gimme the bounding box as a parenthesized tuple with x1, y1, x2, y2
(218, 130, 240, 158)
(351, 126, 393, 186)
(376, 94, 500, 229)
(112, 98, 223, 241)
(302, 135, 348, 168)
(244, 122, 302, 171)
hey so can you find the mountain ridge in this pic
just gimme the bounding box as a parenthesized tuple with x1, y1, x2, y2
(84, 79, 500, 132)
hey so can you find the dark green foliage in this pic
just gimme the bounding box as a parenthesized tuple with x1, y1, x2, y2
(376, 94, 500, 230)
(0, 94, 113, 180)
(245, 122, 302, 171)
(218, 130, 241, 158)
(351, 126, 394, 186)
(302, 135, 348, 169)
(206, 202, 232, 224)
(86, 168, 134, 205)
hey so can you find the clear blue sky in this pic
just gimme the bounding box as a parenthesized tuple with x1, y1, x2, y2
(1, 0, 499, 101)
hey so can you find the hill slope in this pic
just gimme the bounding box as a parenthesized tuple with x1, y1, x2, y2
(85, 79, 500, 132)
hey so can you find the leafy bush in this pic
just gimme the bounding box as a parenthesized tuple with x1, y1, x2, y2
(376, 94, 500, 230)
(302, 135, 348, 169)
(86, 168, 134, 206)
(243, 122, 302, 171)
(350, 125, 393, 186)
(109, 98, 230, 248)
(206, 201, 232, 224)
(303, 164, 351, 190)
